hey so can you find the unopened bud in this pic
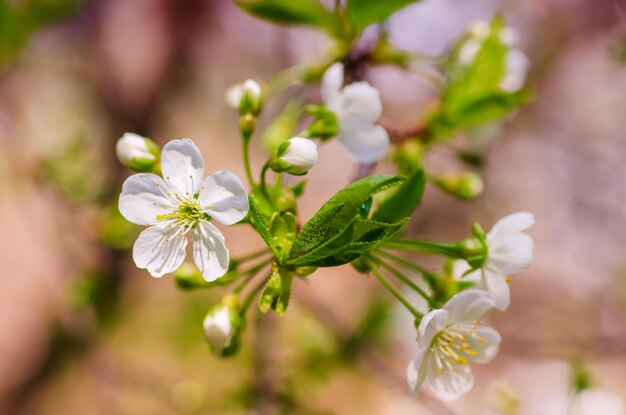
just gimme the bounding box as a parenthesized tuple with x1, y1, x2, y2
(225, 79, 263, 116)
(304, 105, 338, 140)
(270, 137, 318, 175)
(239, 113, 256, 141)
(174, 262, 209, 290)
(433, 172, 484, 199)
(115, 132, 160, 172)
(203, 295, 243, 357)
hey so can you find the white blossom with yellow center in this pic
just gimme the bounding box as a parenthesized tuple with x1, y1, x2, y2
(119, 139, 249, 282)
(407, 290, 501, 401)
(321, 62, 389, 164)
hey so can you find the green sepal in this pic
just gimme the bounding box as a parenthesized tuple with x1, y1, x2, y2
(290, 180, 307, 197)
(258, 266, 294, 315)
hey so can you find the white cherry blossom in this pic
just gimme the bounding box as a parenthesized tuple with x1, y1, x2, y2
(455, 212, 535, 310)
(407, 290, 501, 401)
(321, 62, 389, 164)
(119, 139, 248, 282)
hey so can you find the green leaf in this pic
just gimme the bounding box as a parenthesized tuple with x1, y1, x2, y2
(248, 193, 273, 246)
(372, 169, 425, 223)
(268, 211, 297, 263)
(347, 0, 419, 30)
(258, 268, 294, 315)
(236, 0, 336, 34)
(293, 218, 408, 267)
(290, 175, 405, 257)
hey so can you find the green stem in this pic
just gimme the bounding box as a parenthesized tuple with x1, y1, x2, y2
(370, 266, 423, 319)
(368, 254, 433, 306)
(242, 272, 272, 313)
(235, 258, 272, 294)
(266, 64, 305, 95)
(375, 249, 439, 286)
(234, 248, 271, 265)
(384, 238, 462, 257)
(260, 162, 270, 195)
(242, 137, 255, 187)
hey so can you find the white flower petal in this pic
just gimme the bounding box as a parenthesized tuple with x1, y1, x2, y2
(337, 81, 383, 129)
(339, 125, 389, 164)
(459, 38, 482, 66)
(452, 260, 484, 288)
(417, 309, 449, 347)
(161, 139, 205, 196)
(444, 289, 495, 323)
(577, 390, 625, 415)
(500, 49, 529, 93)
(467, 325, 501, 363)
(132, 224, 187, 278)
(488, 212, 535, 238)
(488, 233, 533, 274)
(192, 221, 229, 282)
(427, 354, 474, 401)
(199, 170, 249, 225)
(481, 267, 511, 311)
(407, 349, 429, 396)
(119, 173, 176, 225)
(321, 62, 344, 108)
(225, 84, 243, 109)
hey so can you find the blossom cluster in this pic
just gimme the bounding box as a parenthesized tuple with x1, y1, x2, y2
(114, 15, 533, 404)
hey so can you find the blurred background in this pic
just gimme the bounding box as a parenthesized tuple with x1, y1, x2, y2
(1, 0, 626, 414)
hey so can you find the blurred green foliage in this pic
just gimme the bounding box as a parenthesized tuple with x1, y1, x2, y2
(40, 135, 110, 203)
(347, 0, 420, 30)
(0, 0, 82, 68)
(427, 16, 532, 138)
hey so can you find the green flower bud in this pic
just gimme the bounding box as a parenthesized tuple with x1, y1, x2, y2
(239, 113, 256, 141)
(432, 172, 484, 199)
(174, 262, 210, 290)
(115, 132, 160, 173)
(305, 105, 338, 140)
